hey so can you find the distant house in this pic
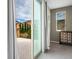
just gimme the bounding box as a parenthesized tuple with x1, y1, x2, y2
(16, 20, 31, 38)
(26, 20, 31, 26)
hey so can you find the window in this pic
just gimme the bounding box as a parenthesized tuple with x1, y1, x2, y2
(16, 0, 32, 39)
(56, 11, 66, 31)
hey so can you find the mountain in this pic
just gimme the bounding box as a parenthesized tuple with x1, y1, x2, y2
(16, 17, 31, 23)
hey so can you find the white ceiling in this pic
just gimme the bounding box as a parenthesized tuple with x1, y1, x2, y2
(46, 0, 72, 9)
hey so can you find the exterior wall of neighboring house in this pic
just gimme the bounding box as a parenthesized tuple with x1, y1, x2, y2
(16, 23, 20, 38)
(50, 6, 72, 42)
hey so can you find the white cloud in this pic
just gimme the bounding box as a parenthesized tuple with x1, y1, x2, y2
(16, 0, 32, 20)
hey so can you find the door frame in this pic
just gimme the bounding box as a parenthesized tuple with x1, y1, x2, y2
(8, 0, 16, 59)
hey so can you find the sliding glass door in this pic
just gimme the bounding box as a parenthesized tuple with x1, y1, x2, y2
(33, 0, 42, 57)
(9, 0, 42, 59)
(15, 0, 32, 59)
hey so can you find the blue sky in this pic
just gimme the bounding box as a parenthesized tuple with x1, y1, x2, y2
(56, 12, 65, 20)
(16, 0, 32, 22)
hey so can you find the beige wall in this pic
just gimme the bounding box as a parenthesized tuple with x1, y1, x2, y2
(50, 6, 72, 42)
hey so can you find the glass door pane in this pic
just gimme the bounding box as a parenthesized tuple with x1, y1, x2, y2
(34, 0, 42, 57)
(15, 0, 32, 59)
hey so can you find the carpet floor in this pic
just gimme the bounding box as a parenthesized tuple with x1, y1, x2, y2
(37, 43, 72, 59)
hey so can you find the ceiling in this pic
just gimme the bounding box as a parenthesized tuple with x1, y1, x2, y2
(46, 0, 72, 9)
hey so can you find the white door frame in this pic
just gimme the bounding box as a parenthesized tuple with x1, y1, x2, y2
(41, 0, 45, 52)
(8, 0, 16, 59)
(41, 0, 51, 52)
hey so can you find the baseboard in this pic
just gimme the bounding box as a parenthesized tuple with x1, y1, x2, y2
(44, 49, 49, 53)
(34, 51, 42, 59)
(50, 41, 59, 44)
